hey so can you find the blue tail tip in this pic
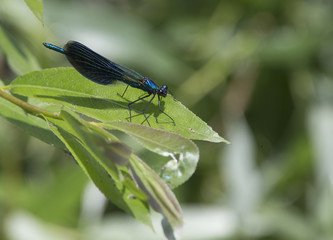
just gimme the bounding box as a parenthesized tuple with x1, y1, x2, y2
(43, 42, 65, 53)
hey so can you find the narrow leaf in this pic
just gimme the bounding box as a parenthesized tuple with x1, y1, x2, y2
(46, 113, 152, 227)
(129, 155, 183, 240)
(24, 0, 44, 24)
(0, 26, 40, 75)
(102, 121, 199, 188)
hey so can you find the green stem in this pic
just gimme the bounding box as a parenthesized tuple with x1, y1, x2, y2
(0, 87, 62, 119)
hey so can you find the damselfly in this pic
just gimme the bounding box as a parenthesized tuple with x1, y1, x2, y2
(43, 41, 175, 126)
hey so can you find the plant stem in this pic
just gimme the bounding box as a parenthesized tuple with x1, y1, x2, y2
(0, 87, 62, 119)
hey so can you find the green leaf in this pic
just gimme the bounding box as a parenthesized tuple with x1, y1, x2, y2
(48, 110, 183, 238)
(0, 26, 40, 75)
(129, 155, 183, 240)
(10, 67, 226, 143)
(101, 121, 199, 188)
(0, 81, 64, 149)
(45, 111, 153, 227)
(24, 0, 44, 24)
(58, 110, 184, 238)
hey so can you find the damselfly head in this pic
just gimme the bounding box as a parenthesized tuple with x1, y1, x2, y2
(159, 85, 168, 97)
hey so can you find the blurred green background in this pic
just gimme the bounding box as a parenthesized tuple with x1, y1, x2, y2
(1, 0, 333, 239)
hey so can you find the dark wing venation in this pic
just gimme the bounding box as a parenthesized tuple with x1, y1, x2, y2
(111, 60, 144, 81)
(64, 41, 122, 85)
(64, 41, 144, 85)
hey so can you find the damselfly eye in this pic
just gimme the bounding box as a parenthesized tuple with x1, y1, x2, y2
(159, 85, 168, 97)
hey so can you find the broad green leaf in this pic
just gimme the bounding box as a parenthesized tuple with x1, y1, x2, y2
(10, 68, 226, 143)
(0, 26, 40, 75)
(101, 121, 199, 188)
(45, 111, 152, 227)
(24, 0, 43, 24)
(129, 155, 183, 240)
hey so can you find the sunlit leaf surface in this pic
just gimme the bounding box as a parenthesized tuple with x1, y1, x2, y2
(10, 68, 226, 143)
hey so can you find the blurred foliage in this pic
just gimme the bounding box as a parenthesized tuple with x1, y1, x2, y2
(1, 0, 333, 239)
